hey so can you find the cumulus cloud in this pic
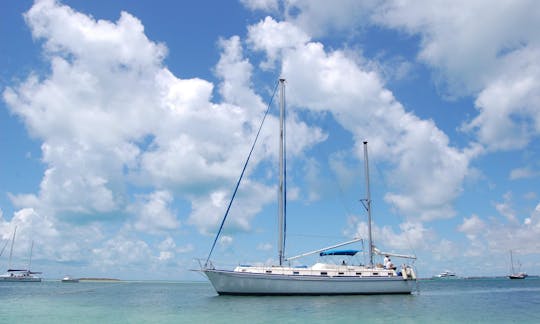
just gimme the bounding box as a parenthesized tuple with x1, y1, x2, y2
(240, 0, 279, 12)
(247, 16, 310, 69)
(284, 0, 378, 38)
(494, 192, 518, 223)
(4, 0, 325, 238)
(510, 167, 539, 180)
(371, 0, 540, 150)
(248, 16, 473, 221)
(92, 235, 153, 267)
(459, 196, 540, 255)
(257, 242, 273, 251)
(128, 191, 179, 234)
(2, 0, 328, 272)
(187, 180, 274, 235)
(346, 215, 433, 252)
(0, 207, 105, 266)
(274, 0, 540, 152)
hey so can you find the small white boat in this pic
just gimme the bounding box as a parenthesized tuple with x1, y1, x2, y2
(202, 79, 417, 295)
(61, 275, 79, 283)
(434, 271, 457, 279)
(0, 227, 42, 282)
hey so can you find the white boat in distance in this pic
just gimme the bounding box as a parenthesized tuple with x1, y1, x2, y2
(202, 79, 417, 295)
(0, 227, 42, 282)
(434, 271, 457, 279)
(62, 275, 80, 283)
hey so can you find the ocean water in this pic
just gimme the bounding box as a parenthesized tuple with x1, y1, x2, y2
(1, 277, 539, 323)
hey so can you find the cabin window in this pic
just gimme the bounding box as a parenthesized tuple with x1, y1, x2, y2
(320, 272, 328, 276)
(293, 271, 299, 275)
(373, 272, 378, 276)
(356, 272, 362, 275)
(266, 270, 272, 274)
(338, 272, 344, 275)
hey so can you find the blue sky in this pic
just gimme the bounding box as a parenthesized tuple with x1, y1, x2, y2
(1, 0, 539, 280)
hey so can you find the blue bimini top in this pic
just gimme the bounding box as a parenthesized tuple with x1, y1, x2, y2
(319, 249, 360, 256)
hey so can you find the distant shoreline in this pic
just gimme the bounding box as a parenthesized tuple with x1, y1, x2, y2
(77, 278, 121, 282)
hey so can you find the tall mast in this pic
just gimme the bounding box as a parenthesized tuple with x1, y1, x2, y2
(510, 250, 515, 273)
(278, 78, 286, 266)
(28, 241, 34, 270)
(363, 141, 373, 267)
(8, 226, 17, 270)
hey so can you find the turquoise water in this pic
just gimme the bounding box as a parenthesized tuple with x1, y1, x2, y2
(1, 278, 539, 323)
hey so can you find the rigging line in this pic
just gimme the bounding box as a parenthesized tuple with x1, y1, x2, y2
(282, 80, 287, 262)
(205, 80, 280, 267)
(0, 239, 8, 257)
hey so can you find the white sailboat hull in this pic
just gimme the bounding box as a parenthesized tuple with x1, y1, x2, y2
(204, 269, 415, 295)
(0, 276, 41, 282)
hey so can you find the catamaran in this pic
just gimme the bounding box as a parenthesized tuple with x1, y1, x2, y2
(202, 78, 417, 295)
(0, 227, 42, 282)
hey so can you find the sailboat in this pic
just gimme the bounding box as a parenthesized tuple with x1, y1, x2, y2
(202, 78, 417, 295)
(0, 227, 42, 282)
(508, 250, 527, 279)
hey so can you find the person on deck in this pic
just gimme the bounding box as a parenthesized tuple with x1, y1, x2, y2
(385, 258, 396, 270)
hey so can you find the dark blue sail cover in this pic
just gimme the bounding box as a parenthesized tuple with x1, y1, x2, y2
(319, 250, 360, 256)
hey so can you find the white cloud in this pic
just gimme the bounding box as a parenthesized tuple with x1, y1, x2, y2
(371, 0, 540, 150)
(215, 36, 265, 110)
(277, 1, 540, 151)
(248, 16, 473, 221)
(457, 214, 485, 242)
(284, 0, 378, 38)
(4, 0, 326, 239)
(346, 215, 433, 252)
(257, 242, 273, 251)
(247, 16, 310, 69)
(188, 180, 275, 234)
(240, 0, 279, 12)
(459, 197, 540, 255)
(494, 192, 518, 223)
(510, 167, 539, 180)
(128, 190, 179, 234)
(0, 207, 105, 266)
(524, 192, 537, 200)
(157, 237, 193, 262)
(219, 235, 233, 246)
(92, 235, 153, 267)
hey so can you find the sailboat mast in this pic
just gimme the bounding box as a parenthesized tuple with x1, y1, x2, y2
(510, 250, 515, 273)
(28, 240, 34, 270)
(8, 226, 17, 270)
(278, 78, 286, 266)
(363, 142, 373, 267)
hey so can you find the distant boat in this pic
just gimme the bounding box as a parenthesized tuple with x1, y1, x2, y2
(202, 79, 418, 295)
(434, 271, 457, 279)
(508, 250, 527, 280)
(61, 275, 79, 283)
(0, 227, 42, 282)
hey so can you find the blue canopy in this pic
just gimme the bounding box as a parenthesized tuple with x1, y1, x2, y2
(319, 249, 360, 256)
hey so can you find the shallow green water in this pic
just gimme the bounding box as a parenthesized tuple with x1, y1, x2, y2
(1, 277, 539, 323)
